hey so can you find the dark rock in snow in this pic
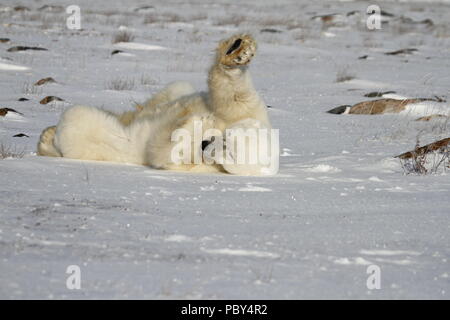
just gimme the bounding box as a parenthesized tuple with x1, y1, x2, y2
(13, 133, 29, 138)
(34, 77, 56, 86)
(260, 28, 283, 33)
(0, 108, 24, 117)
(385, 48, 417, 55)
(134, 5, 155, 13)
(7, 46, 48, 52)
(13, 6, 30, 12)
(327, 105, 351, 114)
(364, 91, 396, 98)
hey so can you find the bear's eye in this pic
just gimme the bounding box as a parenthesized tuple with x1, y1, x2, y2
(226, 39, 242, 55)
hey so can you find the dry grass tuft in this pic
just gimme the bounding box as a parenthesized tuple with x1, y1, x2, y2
(22, 81, 43, 95)
(139, 74, 158, 86)
(0, 143, 25, 159)
(106, 78, 136, 91)
(335, 67, 356, 83)
(214, 15, 246, 26)
(112, 30, 135, 44)
(397, 136, 450, 175)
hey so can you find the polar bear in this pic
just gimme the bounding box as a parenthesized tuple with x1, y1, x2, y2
(37, 34, 277, 175)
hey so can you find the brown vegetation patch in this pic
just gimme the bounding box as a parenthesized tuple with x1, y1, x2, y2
(328, 97, 446, 115)
(34, 77, 56, 86)
(40, 96, 64, 104)
(396, 137, 450, 160)
(348, 98, 421, 114)
(364, 91, 396, 98)
(415, 114, 448, 122)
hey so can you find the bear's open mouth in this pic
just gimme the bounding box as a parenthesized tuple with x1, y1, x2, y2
(226, 38, 242, 55)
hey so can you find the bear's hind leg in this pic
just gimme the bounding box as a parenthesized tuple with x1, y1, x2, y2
(139, 81, 196, 113)
(55, 105, 139, 163)
(37, 126, 62, 157)
(117, 81, 196, 125)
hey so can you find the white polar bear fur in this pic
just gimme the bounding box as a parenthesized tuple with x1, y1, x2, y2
(37, 34, 275, 175)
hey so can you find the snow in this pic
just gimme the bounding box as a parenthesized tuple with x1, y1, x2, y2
(0, 62, 29, 71)
(201, 248, 280, 259)
(303, 164, 342, 173)
(113, 42, 168, 51)
(359, 249, 421, 256)
(334, 257, 373, 266)
(400, 101, 449, 117)
(0, 0, 449, 299)
(238, 185, 272, 192)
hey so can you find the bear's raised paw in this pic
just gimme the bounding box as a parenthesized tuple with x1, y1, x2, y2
(218, 34, 257, 67)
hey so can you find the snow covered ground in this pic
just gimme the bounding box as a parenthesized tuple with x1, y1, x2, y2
(0, 0, 449, 299)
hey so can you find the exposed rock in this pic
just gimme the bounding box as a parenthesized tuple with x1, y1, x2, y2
(34, 77, 56, 86)
(260, 28, 282, 33)
(349, 98, 423, 114)
(134, 5, 155, 12)
(327, 105, 351, 114)
(311, 13, 346, 26)
(385, 48, 417, 55)
(13, 133, 29, 138)
(327, 97, 445, 115)
(13, 6, 30, 11)
(111, 49, 124, 55)
(364, 91, 396, 98)
(40, 96, 64, 104)
(7, 46, 48, 52)
(311, 14, 339, 23)
(0, 38, 10, 43)
(0, 108, 23, 117)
